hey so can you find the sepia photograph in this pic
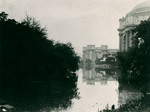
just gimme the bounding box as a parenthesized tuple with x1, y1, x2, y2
(0, 0, 150, 112)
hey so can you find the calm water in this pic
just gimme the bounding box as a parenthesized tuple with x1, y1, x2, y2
(47, 68, 142, 112)
(64, 69, 119, 112)
(45, 68, 119, 112)
(0, 68, 142, 112)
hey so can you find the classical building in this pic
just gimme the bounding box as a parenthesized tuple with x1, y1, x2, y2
(118, 0, 150, 51)
(82, 45, 118, 62)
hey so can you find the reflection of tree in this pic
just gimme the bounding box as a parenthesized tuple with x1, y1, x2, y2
(95, 68, 115, 75)
(82, 67, 118, 85)
(95, 67, 119, 79)
(0, 73, 78, 111)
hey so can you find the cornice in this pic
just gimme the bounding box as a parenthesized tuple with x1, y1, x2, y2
(118, 24, 136, 31)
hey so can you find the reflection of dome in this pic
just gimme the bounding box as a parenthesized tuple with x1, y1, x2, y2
(129, 0, 150, 14)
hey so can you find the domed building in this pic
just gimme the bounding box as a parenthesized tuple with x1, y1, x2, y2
(118, 0, 150, 51)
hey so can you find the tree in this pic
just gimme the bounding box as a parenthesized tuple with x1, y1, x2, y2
(95, 58, 101, 65)
(0, 12, 80, 81)
(0, 12, 79, 111)
(117, 19, 150, 93)
(0, 11, 8, 21)
(105, 57, 115, 63)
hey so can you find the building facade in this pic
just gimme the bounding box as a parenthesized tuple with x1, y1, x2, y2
(118, 1, 150, 51)
(82, 45, 118, 62)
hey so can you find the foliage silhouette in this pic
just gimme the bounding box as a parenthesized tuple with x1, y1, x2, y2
(0, 12, 79, 111)
(105, 57, 115, 63)
(116, 19, 150, 94)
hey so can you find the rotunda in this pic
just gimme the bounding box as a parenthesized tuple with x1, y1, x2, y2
(118, 0, 150, 51)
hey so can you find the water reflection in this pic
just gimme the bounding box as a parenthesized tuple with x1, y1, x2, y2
(0, 68, 142, 112)
(82, 68, 118, 86)
(78, 67, 119, 111)
(57, 67, 141, 112)
(0, 73, 78, 112)
(70, 67, 141, 112)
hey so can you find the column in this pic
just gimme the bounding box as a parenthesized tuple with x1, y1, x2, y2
(126, 31, 129, 51)
(89, 50, 92, 60)
(82, 51, 85, 60)
(87, 50, 90, 59)
(129, 30, 132, 47)
(119, 34, 123, 51)
(123, 34, 126, 51)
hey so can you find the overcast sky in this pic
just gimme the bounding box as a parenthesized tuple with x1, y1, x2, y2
(0, 0, 148, 55)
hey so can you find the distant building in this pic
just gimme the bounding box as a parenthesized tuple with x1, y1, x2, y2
(82, 45, 118, 62)
(118, 1, 150, 51)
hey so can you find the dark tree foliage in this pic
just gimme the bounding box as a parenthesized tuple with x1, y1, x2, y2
(0, 12, 80, 111)
(78, 59, 84, 68)
(83, 59, 93, 70)
(0, 12, 79, 81)
(105, 57, 115, 63)
(95, 58, 101, 65)
(0, 11, 8, 21)
(117, 19, 150, 93)
(95, 57, 117, 66)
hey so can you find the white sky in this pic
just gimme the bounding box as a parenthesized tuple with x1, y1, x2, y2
(0, 0, 148, 55)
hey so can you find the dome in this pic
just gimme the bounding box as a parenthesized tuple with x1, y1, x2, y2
(129, 0, 150, 14)
(133, 0, 150, 10)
